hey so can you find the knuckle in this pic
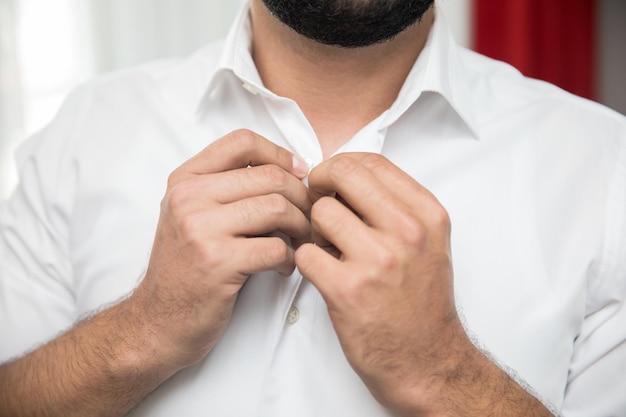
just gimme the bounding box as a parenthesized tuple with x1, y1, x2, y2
(329, 155, 360, 177)
(234, 199, 255, 224)
(262, 164, 289, 186)
(162, 182, 191, 214)
(431, 204, 451, 230)
(265, 193, 291, 216)
(166, 169, 184, 188)
(197, 240, 227, 272)
(230, 128, 256, 150)
(360, 153, 388, 170)
(177, 211, 203, 239)
(396, 212, 428, 248)
(372, 246, 398, 271)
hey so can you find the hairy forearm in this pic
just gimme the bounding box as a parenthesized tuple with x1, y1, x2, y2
(0, 298, 174, 417)
(389, 330, 557, 417)
(435, 343, 556, 417)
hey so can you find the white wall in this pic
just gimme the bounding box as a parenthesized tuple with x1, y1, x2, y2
(436, 0, 472, 48)
(87, 0, 247, 74)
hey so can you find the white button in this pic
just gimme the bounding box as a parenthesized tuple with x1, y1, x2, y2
(286, 305, 300, 324)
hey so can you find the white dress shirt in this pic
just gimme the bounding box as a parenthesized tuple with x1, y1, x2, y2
(1, 3, 626, 416)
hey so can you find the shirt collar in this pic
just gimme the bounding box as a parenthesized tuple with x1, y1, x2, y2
(197, 3, 479, 138)
(197, 2, 273, 107)
(382, 11, 479, 137)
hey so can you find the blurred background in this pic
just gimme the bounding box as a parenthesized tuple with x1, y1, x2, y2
(1, 0, 625, 197)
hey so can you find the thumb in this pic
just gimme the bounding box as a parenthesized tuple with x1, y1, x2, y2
(295, 243, 343, 298)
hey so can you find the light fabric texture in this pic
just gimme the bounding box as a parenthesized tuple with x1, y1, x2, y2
(1, 4, 626, 416)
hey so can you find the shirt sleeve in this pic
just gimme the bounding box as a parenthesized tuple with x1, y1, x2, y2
(561, 127, 626, 416)
(0, 87, 91, 363)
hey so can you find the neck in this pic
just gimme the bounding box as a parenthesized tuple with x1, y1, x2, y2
(250, 0, 434, 159)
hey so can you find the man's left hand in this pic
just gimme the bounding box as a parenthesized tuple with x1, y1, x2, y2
(296, 153, 472, 415)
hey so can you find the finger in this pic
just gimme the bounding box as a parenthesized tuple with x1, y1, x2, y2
(308, 155, 404, 230)
(219, 194, 311, 241)
(176, 129, 309, 180)
(177, 165, 312, 215)
(295, 242, 345, 299)
(353, 153, 451, 230)
(345, 153, 444, 214)
(310, 196, 373, 259)
(234, 236, 297, 276)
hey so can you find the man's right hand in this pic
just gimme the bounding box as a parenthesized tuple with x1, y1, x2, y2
(0, 130, 312, 417)
(131, 129, 312, 370)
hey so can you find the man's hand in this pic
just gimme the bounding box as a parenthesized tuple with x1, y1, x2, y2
(0, 129, 312, 417)
(296, 153, 554, 417)
(132, 129, 312, 368)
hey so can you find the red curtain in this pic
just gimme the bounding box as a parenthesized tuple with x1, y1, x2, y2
(473, 0, 597, 99)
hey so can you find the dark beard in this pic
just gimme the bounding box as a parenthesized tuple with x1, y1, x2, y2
(261, 0, 435, 48)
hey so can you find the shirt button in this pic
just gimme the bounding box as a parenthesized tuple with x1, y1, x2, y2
(286, 305, 300, 324)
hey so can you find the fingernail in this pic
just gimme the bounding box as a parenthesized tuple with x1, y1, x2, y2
(292, 154, 310, 178)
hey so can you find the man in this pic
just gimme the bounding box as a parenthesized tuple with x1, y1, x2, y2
(1, 0, 625, 415)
